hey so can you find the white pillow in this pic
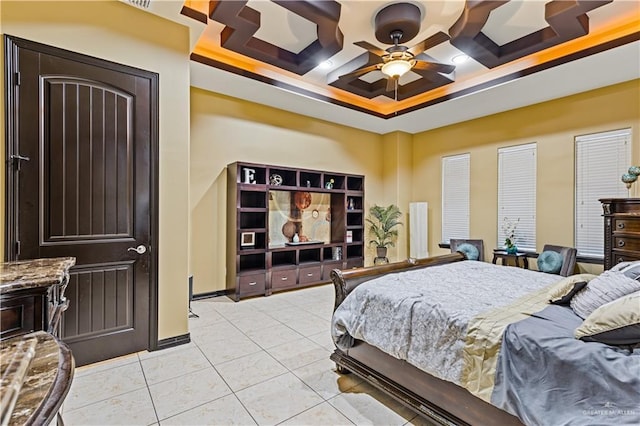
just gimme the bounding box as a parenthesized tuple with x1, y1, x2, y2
(610, 261, 635, 272)
(575, 292, 640, 345)
(570, 271, 640, 319)
(547, 273, 596, 304)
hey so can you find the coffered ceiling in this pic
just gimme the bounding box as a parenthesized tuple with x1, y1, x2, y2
(135, 0, 640, 134)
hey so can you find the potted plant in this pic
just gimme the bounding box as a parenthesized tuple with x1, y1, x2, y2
(502, 217, 520, 254)
(367, 204, 403, 258)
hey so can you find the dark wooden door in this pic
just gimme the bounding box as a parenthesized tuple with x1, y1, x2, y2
(4, 36, 158, 366)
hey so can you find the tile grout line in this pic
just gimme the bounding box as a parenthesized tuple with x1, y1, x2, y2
(137, 353, 162, 425)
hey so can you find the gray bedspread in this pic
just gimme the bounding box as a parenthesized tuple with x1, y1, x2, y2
(492, 305, 640, 426)
(331, 261, 560, 384)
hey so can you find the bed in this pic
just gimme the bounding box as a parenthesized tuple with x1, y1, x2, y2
(330, 253, 640, 426)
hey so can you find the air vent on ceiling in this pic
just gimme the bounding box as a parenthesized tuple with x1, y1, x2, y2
(127, 0, 150, 9)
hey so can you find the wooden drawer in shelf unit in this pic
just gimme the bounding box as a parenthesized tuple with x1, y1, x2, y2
(299, 265, 322, 285)
(613, 237, 640, 252)
(611, 251, 640, 265)
(271, 268, 297, 290)
(238, 273, 266, 296)
(322, 261, 344, 280)
(612, 218, 640, 234)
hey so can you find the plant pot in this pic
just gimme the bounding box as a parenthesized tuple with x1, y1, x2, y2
(376, 247, 388, 258)
(506, 245, 518, 254)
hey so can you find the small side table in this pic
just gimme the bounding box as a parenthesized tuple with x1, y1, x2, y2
(492, 250, 529, 269)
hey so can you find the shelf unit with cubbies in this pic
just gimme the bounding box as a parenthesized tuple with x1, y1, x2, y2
(226, 162, 365, 301)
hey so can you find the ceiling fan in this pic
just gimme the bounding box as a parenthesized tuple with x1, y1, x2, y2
(337, 3, 455, 94)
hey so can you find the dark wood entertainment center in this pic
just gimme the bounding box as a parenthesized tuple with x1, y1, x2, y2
(226, 161, 364, 301)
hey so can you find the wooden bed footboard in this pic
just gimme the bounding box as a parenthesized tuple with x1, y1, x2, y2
(330, 252, 465, 310)
(329, 252, 523, 426)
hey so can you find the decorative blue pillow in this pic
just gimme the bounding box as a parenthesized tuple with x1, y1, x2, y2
(538, 250, 563, 274)
(457, 243, 479, 261)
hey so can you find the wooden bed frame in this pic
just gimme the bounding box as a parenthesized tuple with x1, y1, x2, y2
(330, 253, 523, 426)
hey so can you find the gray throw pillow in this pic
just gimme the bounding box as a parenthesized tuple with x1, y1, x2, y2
(570, 271, 640, 319)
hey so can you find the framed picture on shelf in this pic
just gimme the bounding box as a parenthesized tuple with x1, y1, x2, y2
(240, 231, 255, 247)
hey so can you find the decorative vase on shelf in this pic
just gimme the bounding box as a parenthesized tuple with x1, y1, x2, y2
(506, 245, 518, 254)
(292, 233, 300, 243)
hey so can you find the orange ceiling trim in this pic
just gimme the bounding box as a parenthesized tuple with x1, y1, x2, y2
(190, 52, 389, 118)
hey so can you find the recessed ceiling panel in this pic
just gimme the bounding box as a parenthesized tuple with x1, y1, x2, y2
(179, 0, 640, 120)
(483, 0, 549, 45)
(249, 0, 318, 54)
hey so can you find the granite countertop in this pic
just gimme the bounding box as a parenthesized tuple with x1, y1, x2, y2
(0, 257, 76, 294)
(0, 331, 74, 425)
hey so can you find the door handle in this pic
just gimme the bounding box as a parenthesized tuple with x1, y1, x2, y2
(127, 245, 147, 255)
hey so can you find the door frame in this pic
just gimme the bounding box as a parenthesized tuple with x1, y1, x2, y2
(3, 35, 160, 351)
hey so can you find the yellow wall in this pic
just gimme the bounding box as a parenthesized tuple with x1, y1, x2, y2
(412, 80, 640, 274)
(1, 0, 191, 340)
(380, 131, 412, 261)
(190, 88, 387, 294)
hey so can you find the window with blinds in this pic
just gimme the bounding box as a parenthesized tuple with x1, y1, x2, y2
(498, 143, 537, 251)
(575, 129, 631, 257)
(441, 153, 470, 243)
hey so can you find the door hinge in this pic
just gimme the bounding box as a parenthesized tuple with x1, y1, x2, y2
(15, 240, 21, 256)
(15, 71, 20, 86)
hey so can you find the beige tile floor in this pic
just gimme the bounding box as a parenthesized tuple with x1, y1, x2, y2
(62, 284, 434, 425)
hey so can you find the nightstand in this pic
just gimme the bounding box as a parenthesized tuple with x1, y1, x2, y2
(492, 249, 529, 269)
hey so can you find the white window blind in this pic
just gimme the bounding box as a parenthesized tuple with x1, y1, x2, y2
(575, 129, 631, 257)
(498, 143, 536, 251)
(442, 153, 470, 243)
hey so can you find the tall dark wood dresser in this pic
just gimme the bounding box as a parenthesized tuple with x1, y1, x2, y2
(600, 198, 640, 270)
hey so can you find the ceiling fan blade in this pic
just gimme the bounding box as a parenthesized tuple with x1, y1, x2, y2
(413, 60, 455, 74)
(385, 75, 398, 93)
(407, 31, 450, 56)
(339, 64, 381, 80)
(353, 41, 387, 57)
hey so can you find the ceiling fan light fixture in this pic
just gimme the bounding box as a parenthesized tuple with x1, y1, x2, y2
(452, 54, 469, 64)
(381, 59, 413, 78)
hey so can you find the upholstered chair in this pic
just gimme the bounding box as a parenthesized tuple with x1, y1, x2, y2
(539, 244, 577, 276)
(450, 239, 485, 262)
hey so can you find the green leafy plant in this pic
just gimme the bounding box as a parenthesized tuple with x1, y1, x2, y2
(367, 204, 403, 248)
(502, 217, 520, 249)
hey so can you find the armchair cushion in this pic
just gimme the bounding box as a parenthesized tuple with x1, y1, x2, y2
(450, 239, 485, 262)
(540, 244, 577, 277)
(538, 250, 563, 274)
(456, 243, 480, 260)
